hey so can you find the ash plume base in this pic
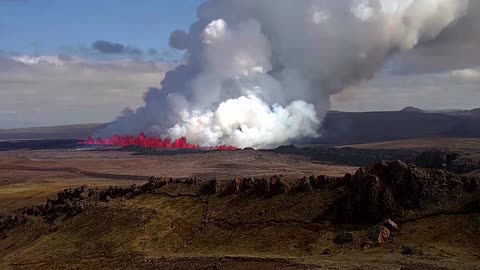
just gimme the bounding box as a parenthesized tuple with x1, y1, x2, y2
(97, 0, 474, 149)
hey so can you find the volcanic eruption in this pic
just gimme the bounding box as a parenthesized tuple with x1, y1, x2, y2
(93, 0, 473, 149)
(80, 134, 236, 150)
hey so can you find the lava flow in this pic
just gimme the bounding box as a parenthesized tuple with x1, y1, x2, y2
(79, 134, 237, 151)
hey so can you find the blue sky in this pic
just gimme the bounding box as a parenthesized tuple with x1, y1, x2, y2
(0, 0, 202, 56)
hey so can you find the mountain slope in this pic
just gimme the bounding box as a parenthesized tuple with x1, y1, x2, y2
(315, 110, 480, 145)
(0, 123, 106, 141)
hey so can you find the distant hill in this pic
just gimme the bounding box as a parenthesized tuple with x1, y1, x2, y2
(401, 106, 424, 113)
(0, 123, 106, 141)
(313, 110, 480, 145)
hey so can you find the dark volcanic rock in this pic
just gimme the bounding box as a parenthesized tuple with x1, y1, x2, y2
(255, 178, 272, 196)
(232, 177, 255, 194)
(269, 145, 417, 167)
(401, 245, 424, 256)
(142, 176, 168, 191)
(341, 160, 468, 223)
(309, 175, 343, 189)
(334, 232, 354, 244)
(199, 179, 220, 196)
(101, 184, 146, 201)
(24, 186, 95, 222)
(414, 150, 447, 169)
(268, 175, 291, 196)
(322, 248, 332, 255)
(294, 177, 313, 193)
(446, 152, 480, 174)
(0, 214, 27, 234)
(415, 150, 480, 174)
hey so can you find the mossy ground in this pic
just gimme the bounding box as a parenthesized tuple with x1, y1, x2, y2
(1, 185, 479, 270)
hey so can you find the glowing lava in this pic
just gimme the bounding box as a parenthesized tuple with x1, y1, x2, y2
(79, 134, 237, 151)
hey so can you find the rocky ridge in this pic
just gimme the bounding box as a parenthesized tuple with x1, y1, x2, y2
(1, 161, 479, 247)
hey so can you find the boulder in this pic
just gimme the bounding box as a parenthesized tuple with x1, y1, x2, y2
(322, 248, 332, 255)
(269, 175, 291, 196)
(401, 245, 423, 256)
(199, 179, 219, 195)
(143, 176, 168, 191)
(294, 177, 313, 193)
(255, 178, 271, 196)
(310, 175, 343, 189)
(232, 177, 255, 194)
(334, 232, 354, 245)
(367, 225, 391, 245)
(184, 178, 196, 185)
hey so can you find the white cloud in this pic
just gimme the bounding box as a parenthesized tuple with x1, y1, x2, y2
(450, 68, 480, 81)
(0, 54, 172, 128)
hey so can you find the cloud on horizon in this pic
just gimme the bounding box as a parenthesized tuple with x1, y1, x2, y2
(0, 53, 173, 128)
(450, 68, 480, 81)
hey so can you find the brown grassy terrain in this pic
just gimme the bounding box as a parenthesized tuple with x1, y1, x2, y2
(1, 179, 478, 270)
(0, 149, 355, 179)
(1, 147, 479, 269)
(0, 148, 355, 218)
(0, 180, 136, 217)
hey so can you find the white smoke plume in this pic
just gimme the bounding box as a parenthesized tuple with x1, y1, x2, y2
(97, 0, 471, 149)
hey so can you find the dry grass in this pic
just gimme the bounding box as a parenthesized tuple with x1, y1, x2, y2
(0, 180, 137, 216)
(1, 186, 479, 269)
(0, 147, 354, 217)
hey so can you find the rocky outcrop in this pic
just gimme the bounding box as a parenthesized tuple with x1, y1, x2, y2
(414, 150, 448, 169)
(21, 186, 95, 222)
(3, 161, 478, 242)
(1, 186, 96, 235)
(340, 161, 474, 223)
(447, 152, 480, 174)
(334, 232, 354, 244)
(0, 214, 27, 234)
(198, 174, 346, 197)
(100, 185, 141, 201)
(0, 178, 10, 185)
(401, 246, 423, 256)
(99, 176, 199, 201)
(199, 175, 295, 197)
(415, 150, 480, 174)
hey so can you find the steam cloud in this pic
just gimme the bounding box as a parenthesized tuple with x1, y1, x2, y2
(97, 0, 471, 149)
